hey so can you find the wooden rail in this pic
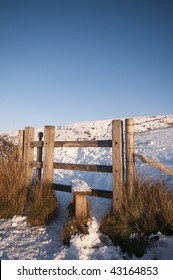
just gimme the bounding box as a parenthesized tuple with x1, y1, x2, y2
(30, 161, 112, 173)
(53, 183, 113, 199)
(134, 153, 173, 177)
(30, 140, 112, 148)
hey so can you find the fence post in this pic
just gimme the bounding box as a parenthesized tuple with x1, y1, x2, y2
(23, 127, 35, 186)
(18, 130, 25, 161)
(42, 126, 55, 187)
(36, 132, 43, 182)
(125, 118, 135, 197)
(112, 120, 124, 210)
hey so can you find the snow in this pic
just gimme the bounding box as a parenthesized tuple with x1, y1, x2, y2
(0, 115, 173, 260)
(71, 179, 92, 193)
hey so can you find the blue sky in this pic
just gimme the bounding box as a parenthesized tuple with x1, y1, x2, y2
(0, 0, 173, 131)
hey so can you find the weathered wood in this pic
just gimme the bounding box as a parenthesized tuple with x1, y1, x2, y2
(30, 141, 44, 148)
(30, 161, 112, 173)
(31, 140, 112, 148)
(125, 118, 135, 197)
(135, 153, 173, 176)
(18, 130, 25, 161)
(88, 188, 113, 199)
(53, 162, 112, 173)
(73, 192, 88, 221)
(42, 126, 55, 187)
(54, 140, 112, 148)
(36, 132, 43, 182)
(30, 161, 42, 168)
(53, 183, 113, 199)
(23, 127, 35, 186)
(112, 119, 124, 210)
(72, 182, 92, 221)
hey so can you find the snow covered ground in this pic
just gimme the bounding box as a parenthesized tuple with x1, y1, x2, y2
(0, 115, 173, 260)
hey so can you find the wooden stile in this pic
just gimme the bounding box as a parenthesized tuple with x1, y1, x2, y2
(17, 116, 173, 217)
(112, 120, 124, 210)
(71, 180, 92, 221)
(23, 127, 35, 186)
(72, 190, 91, 221)
(42, 126, 55, 187)
(125, 118, 135, 197)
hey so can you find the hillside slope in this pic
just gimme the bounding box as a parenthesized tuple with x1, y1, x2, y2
(0, 115, 173, 260)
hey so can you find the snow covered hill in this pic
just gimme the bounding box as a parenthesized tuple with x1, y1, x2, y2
(0, 115, 173, 260)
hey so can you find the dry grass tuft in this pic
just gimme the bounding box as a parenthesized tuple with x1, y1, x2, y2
(27, 184, 58, 226)
(0, 135, 27, 219)
(100, 178, 173, 257)
(0, 133, 16, 157)
(0, 134, 58, 225)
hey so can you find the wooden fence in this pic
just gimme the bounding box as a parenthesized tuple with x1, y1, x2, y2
(18, 118, 173, 220)
(18, 119, 136, 213)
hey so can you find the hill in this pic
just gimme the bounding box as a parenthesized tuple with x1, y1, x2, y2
(0, 115, 173, 259)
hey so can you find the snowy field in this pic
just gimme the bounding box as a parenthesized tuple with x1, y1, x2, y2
(0, 115, 173, 260)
